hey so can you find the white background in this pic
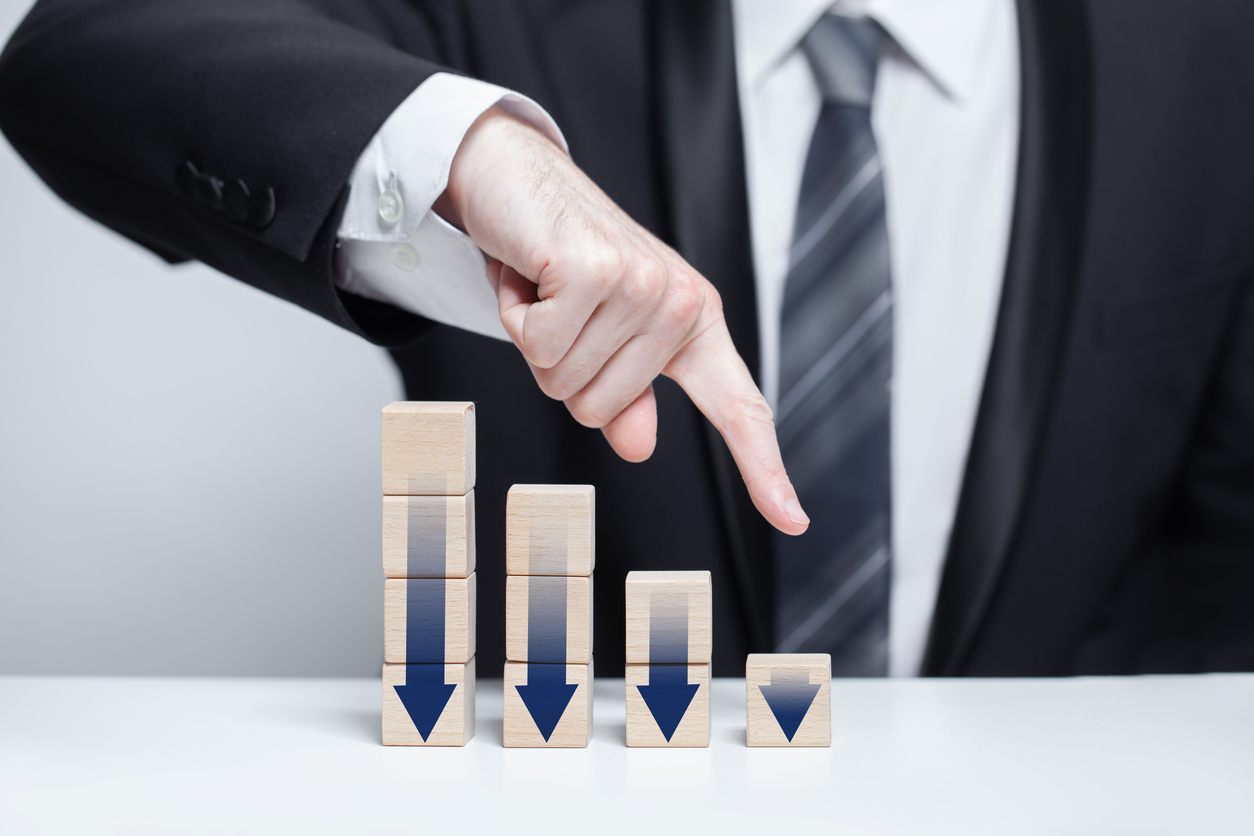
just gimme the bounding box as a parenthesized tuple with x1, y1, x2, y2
(0, 0, 401, 675)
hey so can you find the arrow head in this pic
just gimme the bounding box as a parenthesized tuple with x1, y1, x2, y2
(515, 681, 579, 741)
(758, 681, 821, 742)
(637, 665, 700, 742)
(394, 667, 458, 741)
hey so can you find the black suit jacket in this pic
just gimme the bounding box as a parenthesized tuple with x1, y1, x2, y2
(2, 0, 1252, 677)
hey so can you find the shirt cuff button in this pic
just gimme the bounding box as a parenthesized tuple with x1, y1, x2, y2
(389, 244, 419, 271)
(378, 189, 404, 225)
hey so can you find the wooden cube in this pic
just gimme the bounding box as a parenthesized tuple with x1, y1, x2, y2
(503, 660, 593, 748)
(745, 653, 831, 747)
(505, 484, 594, 576)
(382, 492, 475, 578)
(505, 575, 592, 663)
(383, 576, 476, 664)
(382, 401, 475, 496)
(625, 571, 712, 665)
(382, 659, 475, 746)
(625, 663, 710, 747)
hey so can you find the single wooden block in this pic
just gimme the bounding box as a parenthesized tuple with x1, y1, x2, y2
(381, 492, 475, 578)
(382, 401, 475, 496)
(505, 484, 594, 576)
(624, 570, 712, 666)
(625, 663, 710, 747)
(383, 575, 476, 664)
(382, 659, 475, 746)
(503, 660, 593, 748)
(745, 653, 831, 747)
(505, 575, 592, 663)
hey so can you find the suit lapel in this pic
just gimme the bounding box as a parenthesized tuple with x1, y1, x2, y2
(651, 0, 772, 653)
(922, 0, 1093, 675)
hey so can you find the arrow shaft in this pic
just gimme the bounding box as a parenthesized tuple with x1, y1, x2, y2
(649, 591, 688, 664)
(406, 497, 448, 576)
(406, 578, 446, 663)
(526, 661, 567, 686)
(527, 576, 567, 663)
(406, 662, 446, 686)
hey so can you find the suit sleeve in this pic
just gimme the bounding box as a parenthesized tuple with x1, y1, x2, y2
(0, 0, 449, 346)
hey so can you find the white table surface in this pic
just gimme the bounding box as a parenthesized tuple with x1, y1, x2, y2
(2, 674, 1252, 834)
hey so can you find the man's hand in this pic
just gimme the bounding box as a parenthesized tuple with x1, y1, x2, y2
(436, 106, 810, 536)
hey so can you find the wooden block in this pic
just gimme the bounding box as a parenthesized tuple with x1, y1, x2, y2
(505, 484, 594, 576)
(383, 575, 476, 664)
(382, 492, 475, 578)
(503, 660, 593, 748)
(382, 401, 475, 496)
(625, 663, 710, 747)
(505, 575, 592, 663)
(745, 653, 831, 747)
(382, 659, 475, 746)
(624, 570, 712, 665)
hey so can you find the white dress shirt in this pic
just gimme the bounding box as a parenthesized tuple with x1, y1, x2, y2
(334, 0, 1020, 676)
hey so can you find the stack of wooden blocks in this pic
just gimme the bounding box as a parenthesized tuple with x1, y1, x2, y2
(379, 402, 477, 746)
(625, 570, 712, 747)
(503, 485, 595, 747)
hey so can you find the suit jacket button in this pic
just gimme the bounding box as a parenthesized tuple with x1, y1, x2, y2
(175, 161, 201, 202)
(249, 186, 276, 230)
(223, 179, 251, 222)
(198, 175, 223, 212)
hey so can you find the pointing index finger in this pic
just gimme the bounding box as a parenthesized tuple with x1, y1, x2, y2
(664, 320, 810, 536)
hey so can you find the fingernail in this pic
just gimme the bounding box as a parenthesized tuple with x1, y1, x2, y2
(784, 496, 810, 527)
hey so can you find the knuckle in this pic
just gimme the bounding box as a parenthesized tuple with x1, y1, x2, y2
(623, 259, 667, 308)
(586, 248, 626, 292)
(662, 273, 707, 333)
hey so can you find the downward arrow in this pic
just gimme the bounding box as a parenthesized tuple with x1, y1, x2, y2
(515, 663, 579, 741)
(637, 664, 700, 741)
(636, 589, 699, 741)
(394, 665, 457, 741)
(515, 578, 577, 740)
(759, 669, 821, 742)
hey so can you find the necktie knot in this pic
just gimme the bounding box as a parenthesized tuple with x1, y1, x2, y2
(802, 14, 882, 108)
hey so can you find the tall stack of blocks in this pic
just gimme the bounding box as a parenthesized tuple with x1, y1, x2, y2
(380, 402, 477, 746)
(503, 485, 595, 747)
(625, 571, 712, 747)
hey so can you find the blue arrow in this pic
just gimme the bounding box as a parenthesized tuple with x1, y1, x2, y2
(393, 576, 457, 739)
(515, 662, 579, 741)
(637, 663, 700, 741)
(759, 669, 822, 742)
(405, 577, 447, 662)
(394, 664, 457, 741)
(515, 577, 577, 740)
(635, 590, 700, 741)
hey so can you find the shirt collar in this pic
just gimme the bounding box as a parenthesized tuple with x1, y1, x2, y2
(733, 0, 1008, 101)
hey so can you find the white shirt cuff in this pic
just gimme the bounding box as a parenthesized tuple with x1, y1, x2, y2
(338, 72, 566, 242)
(334, 72, 567, 342)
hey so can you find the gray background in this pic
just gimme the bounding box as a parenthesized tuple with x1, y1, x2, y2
(0, 0, 401, 675)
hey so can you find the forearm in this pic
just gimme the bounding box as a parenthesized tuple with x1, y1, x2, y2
(0, 0, 447, 344)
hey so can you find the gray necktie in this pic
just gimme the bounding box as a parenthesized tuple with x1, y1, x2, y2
(773, 14, 892, 676)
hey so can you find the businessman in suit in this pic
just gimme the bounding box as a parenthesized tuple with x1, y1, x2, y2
(1, 0, 1251, 678)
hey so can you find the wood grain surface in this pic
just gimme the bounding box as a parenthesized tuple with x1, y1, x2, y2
(382, 401, 475, 496)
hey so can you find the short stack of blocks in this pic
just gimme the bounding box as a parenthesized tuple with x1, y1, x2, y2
(503, 485, 595, 747)
(745, 653, 831, 747)
(380, 402, 477, 746)
(625, 571, 712, 747)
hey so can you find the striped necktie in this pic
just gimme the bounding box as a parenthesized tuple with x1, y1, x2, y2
(773, 14, 892, 676)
